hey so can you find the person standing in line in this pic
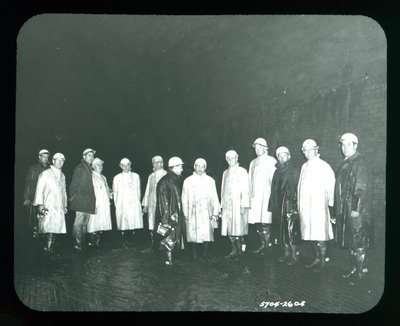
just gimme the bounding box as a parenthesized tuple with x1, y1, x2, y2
(69, 148, 96, 251)
(268, 146, 301, 265)
(142, 156, 167, 250)
(220, 150, 250, 259)
(248, 138, 277, 255)
(182, 158, 220, 260)
(23, 149, 51, 240)
(297, 139, 335, 272)
(86, 158, 113, 249)
(333, 133, 372, 281)
(155, 157, 186, 266)
(113, 157, 143, 248)
(33, 153, 67, 255)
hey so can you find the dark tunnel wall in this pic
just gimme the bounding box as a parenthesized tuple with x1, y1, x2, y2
(15, 15, 386, 245)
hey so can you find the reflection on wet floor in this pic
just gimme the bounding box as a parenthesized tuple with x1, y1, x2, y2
(14, 230, 384, 313)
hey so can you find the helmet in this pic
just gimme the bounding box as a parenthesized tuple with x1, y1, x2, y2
(340, 133, 358, 144)
(252, 138, 267, 148)
(276, 146, 290, 156)
(302, 139, 318, 150)
(168, 156, 184, 167)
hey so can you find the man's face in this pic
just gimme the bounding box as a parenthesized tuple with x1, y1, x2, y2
(341, 140, 357, 158)
(277, 152, 290, 165)
(194, 162, 206, 175)
(120, 163, 131, 173)
(172, 165, 183, 176)
(93, 162, 103, 173)
(226, 154, 238, 167)
(254, 144, 267, 156)
(83, 152, 95, 164)
(53, 158, 64, 170)
(302, 147, 318, 161)
(152, 160, 163, 171)
(39, 154, 49, 164)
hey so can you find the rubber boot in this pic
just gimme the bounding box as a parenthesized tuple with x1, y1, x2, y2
(313, 241, 328, 272)
(44, 233, 55, 255)
(165, 250, 173, 266)
(121, 231, 129, 249)
(279, 245, 291, 263)
(94, 232, 101, 249)
(286, 244, 299, 266)
(260, 225, 272, 256)
(225, 236, 239, 258)
(252, 227, 266, 254)
(192, 243, 198, 259)
(202, 242, 209, 259)
(305, 242, 321, 269)
(354, 249, 368, 280)
(342, 249, 357, 279)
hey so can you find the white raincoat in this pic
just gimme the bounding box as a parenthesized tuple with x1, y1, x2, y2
(113, 171, 143, 230)
(142, 169, 167, 230)
(33, 166, 67, 234)
(248, 154, 277, 224)
(182, 172, 221, 243)
(221, 164, 250, 236)
(297, 155, 335, 241)
(87, 171, 112, 233)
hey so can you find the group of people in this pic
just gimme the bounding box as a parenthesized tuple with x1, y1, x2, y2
(23, 132, 373, 281)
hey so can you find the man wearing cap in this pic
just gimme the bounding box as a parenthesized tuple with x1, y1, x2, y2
(23, 149, 51, 240)
(69, 148, 96, 251)
(221, 150, 250, 258)
(248, 138, 277, 255)
(333, 133, 372, 281)
(298, 139, 335, 272)
(113, 158, 143, 248)
(33, 153, 67, 255)
(87, 158, 113, 249)
(155, 156, 186, 265)
(142, 156, 167, 250)
(182, 158, 220, 260)
(268, 146, 301, 265)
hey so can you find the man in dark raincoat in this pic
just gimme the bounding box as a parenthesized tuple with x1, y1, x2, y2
(333, 133, 373, 281)
(23, 149, 50, 240)
(155, 156, 186, 265)
(268, 146, 301, 266)
(69, 148, 96, 251)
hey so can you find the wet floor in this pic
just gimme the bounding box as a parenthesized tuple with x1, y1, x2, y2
(14, 228, 384, 313)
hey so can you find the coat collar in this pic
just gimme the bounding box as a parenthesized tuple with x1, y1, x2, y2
(345, 151, 362, 163)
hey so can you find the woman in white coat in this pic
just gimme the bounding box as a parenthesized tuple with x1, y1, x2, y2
(112, 158, 143, 248)
(87, 158, 113, 248)
(298, 139, 335, 272)
(33, 153, 67, 255)
(182, 158, 220, 259)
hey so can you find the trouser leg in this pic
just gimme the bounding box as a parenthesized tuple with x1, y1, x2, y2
(313, 241, 328, 272)
(121, 231, 129, 248)
(354, 248, 369, 280)
(286, 244, 299, 266)
(252, 224, 266, 254)
(225, 236, 240, 258)
(279, 244, 291, 263)
(262, 224, 272, 249)
(192, 243, 198, 258)
(72, 211, 89, 250)
(202, 242, 208, 257)
(45, 233, 56, 254)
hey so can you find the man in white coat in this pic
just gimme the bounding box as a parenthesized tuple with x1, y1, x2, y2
(248, 138, 277, 255)
(142, 156, 167, 249)
(33, 153, 67, 255)
(298, 139, 335, 272)
(113, 158, 143, 248)
(221, 150, 250, 258)
(182, 158, 220, 259)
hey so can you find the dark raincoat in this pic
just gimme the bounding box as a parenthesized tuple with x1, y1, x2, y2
(268, 160, 301, 246)
(155, 171, 186, 251)
(69, 159, 96, 214)
(334, 151, 373, 250)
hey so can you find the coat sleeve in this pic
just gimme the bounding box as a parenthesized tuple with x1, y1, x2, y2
(210, 179, 221, 216)
(324, 164, 336, 207)
(352, 160, 370, 214)
(240, 169, 250, 208)
(136, 174, 141, 202)
(142, 175, 151, 207)
(62, 174, 67, 209)
(181, 179, 189, 218)
(268, 169, 279, 213)
(157, 179, 170, 225)
(69, 165, 83, 200)
(220, 171, 226, 209)
(32, 171, 46, 207)
(112, 175, 119, 205)
(23, 166, 34, 201)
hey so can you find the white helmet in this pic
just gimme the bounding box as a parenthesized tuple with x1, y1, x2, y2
(168, 156, 184, 167)
(302, 139, 318, 150)
(340, 133, 358, 144)
(276, 146, 290, 156)
(252, 138, 267, 148)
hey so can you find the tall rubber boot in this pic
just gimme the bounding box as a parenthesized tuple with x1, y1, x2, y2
(94, 232, 101, 248)
(202, 242, 208, 258)
(313, 241, 328, 272)
(192, 243, 198, 259)
(225, 236, 239, 258)
(165, 250, 173, 266)
(305, 242, 321, 269)
(279, 244, 291, 263)
(149, 230, 154, 250)
(261, 225, 272, 255)
(355, 249, 368, 280)
(121, 231, 129, 249)
(342, 249, 357, 279)
(287, 244, 299, 266)
(45, 233, 55, 255)
(252, 227, 266, 254)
